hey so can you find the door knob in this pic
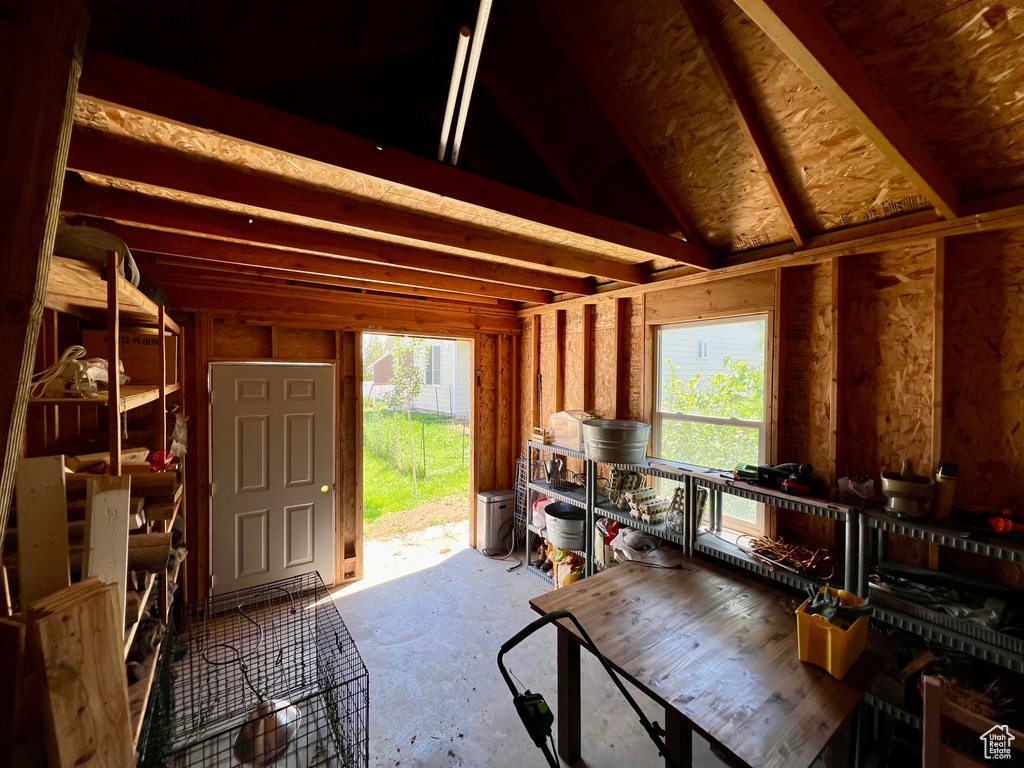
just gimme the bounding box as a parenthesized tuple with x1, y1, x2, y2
(321, 485, 330, 493)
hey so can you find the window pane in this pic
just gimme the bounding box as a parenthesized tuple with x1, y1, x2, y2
(659, 318, 766, 420)
(658, 420, 760, 470)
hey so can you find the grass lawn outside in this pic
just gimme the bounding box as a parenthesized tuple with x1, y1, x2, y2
(362, 408, 470, 524)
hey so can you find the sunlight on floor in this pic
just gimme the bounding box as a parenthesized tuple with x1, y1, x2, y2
(332, 519, 471, 597)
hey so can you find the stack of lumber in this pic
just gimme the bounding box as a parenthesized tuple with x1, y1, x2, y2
(29, 578, 135, 768)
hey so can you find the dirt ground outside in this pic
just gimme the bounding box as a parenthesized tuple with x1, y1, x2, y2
(363, 493, 469, 542)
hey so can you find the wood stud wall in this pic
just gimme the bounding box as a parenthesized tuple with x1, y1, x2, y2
(520, 227, 1024, 587)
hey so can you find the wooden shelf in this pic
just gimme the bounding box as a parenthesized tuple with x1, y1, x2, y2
(123, 572, 157, 657)
(46, 255, 180, 333)
(29, 382, 180, 412)
(129, 641, 161, 748)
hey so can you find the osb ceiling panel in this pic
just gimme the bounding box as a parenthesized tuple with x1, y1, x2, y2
(554, 0, 792, 252)
(71, 96, 664, 269)
(709, 0, 927, 233)
(824, 0, 1024, 199)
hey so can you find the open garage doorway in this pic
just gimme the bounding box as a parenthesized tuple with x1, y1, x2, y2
(361, 334, 472, 548)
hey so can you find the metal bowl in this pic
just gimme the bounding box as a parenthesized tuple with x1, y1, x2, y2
(582, 419, 651, 464)
(544, 501, 586, 551)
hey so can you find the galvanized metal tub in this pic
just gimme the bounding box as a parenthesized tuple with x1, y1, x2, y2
(544, 501, 586, 551)
(582, 419, 651, 464)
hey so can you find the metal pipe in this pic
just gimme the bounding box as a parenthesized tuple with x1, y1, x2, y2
(858, 513, 870, 598)
(451, 0, 493, 166)
(845, 512, 857, 594)
(437, 26, 471, 162)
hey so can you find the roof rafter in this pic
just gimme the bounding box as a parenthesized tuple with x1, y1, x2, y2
(76, 49, 712, 270)
(678, 0, 807, 246)
(67, 128, 650, 285)
(60, 177, 594, 298)
(732, 0, 959, 220)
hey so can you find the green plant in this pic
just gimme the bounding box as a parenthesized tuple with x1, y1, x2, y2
(383, 338, 425, 493)
(361, 334, 387, 381)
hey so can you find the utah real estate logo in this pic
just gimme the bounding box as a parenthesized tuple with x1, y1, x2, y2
(981, 724, 1015, 760)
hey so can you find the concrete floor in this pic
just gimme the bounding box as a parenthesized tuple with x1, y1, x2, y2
(332, 523, 727, 768)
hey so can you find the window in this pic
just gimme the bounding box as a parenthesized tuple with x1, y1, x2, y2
(424, 343, 443, 386)
(654, 316, 767, 535)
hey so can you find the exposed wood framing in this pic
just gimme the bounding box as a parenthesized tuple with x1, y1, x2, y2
(66, 129, 653, 285)
(78, 218, 554, 305)
(614, 298, 631, 418)
(582, 304, 595, 411)
(531, 316, 542, 429)
(521, 200, 1024, 318)
(732, 0, 959, 220)
(61, 179, 589, 297)
(0, 1, 88, 555)
(157, 278, 520, 336)
(337, 331, 362, 584)
(829, 257, 842, 479)
(679, 0, 806, 245)
(932, 237, 945, 466)
(139, 254, 508, 307)
(76, 49, 709, 268)
(554, 310, 566, 413)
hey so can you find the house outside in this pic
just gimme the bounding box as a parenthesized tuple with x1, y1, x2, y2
(658, 316, 766, 410)
(368, 336, 470, 417)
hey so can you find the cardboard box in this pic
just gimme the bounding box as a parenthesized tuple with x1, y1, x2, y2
(82, 327, 177, 387)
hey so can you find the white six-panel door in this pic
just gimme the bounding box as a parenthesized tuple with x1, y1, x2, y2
(210, 363, 335, 593)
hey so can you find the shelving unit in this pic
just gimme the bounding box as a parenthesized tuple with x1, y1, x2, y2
(24, 252, 187, 752)
(859, 508, 1024, 672)
(525, 440, 858, 591)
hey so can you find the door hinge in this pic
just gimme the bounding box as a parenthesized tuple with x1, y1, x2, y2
(210, 481, 216, 498)
(210, 573, 215, 590)
(209, 389, 215, 405)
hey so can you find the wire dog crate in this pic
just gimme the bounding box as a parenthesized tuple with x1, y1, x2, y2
(137, 571, 368, 768)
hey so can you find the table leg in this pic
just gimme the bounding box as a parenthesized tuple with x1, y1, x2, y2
(664, 707, 693, 768)
(557, 627, 581, 764)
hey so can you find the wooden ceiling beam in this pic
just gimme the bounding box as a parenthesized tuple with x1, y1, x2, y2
(60, 179, 587, 297)
(68, 217, 555, 305)
(732, 0, 959, 220)
(536, 3, 707, 250)
(66, 128, 650, 285)
(133, 254, 509, 308)
(679, 0, 807, 246)
(76, 49, 712, 270)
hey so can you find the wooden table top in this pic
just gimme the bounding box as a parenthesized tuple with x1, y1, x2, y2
(530, 551, 883, 768)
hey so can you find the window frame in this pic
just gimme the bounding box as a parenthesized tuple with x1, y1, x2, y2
(651, 314, 769, 537)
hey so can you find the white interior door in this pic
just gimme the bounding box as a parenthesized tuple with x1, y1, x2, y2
(210, 363, 335, 593)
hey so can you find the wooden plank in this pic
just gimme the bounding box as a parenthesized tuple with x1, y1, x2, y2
(33, 584, 134, 768)
(66, 129, 653, 285)
(614, 298, 631, 419)
(581, 304, 595, 412)
(732, 0, 959, 220)
(15, 456, 70, 607)
(61, 195, 568, 300)
(554, 310, 566, 414)
(829, 258, 842, 483)
(83, 475, 132, 630)
(679, 0, 806, 245)
(156, 279, 523, 336)
(932, 237, 945, 467)
(106, 251, 122, 475)
(0, 0, 88, 560)
(128, 641, 161, 748)
(76, 49, 709, 268)
(531, 316, 541, 429)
